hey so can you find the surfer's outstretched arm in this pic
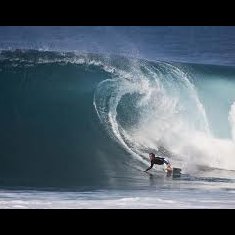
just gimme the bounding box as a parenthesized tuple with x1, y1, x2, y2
(144, 163, 154, 172)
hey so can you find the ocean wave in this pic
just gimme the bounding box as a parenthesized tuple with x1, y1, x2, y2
(0, 49, 235, 188)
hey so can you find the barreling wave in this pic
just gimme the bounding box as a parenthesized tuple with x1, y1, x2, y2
(0, 49, 235, 188)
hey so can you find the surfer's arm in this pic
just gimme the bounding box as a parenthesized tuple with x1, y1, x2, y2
(144, 163, 154, 172)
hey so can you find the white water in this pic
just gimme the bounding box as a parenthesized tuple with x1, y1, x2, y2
(94, 61, 235, 172)
(229, 102, 235, 142)
(1, 188, 235, 209)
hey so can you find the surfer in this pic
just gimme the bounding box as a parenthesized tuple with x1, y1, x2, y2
(144, 153, 173, 173)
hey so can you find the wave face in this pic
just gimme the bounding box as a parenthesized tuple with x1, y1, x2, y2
(0, 50, 235, 188)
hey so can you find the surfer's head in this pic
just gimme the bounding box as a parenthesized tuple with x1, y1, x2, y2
(149, 152, 155, 160)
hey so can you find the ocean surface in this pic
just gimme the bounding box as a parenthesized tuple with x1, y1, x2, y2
(0, 26, 235, 208)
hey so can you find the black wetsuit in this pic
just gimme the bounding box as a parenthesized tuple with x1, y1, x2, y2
(151, 157, 165, 165)
(145, 157, 169, 172)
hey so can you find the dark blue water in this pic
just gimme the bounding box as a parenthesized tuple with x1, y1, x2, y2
(1, 26, 235, 66)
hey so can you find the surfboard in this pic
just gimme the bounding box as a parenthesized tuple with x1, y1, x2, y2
(173, 167, 181, 176)
(166, 167, 182, 177)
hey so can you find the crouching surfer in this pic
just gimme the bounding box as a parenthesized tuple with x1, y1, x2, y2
(144, 153, 173, 173)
